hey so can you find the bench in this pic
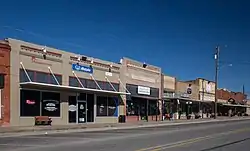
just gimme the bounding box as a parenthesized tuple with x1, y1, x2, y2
(34, 116, 52, 126)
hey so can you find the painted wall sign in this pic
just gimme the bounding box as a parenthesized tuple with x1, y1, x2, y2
(72, 64, 93, 73)
(187, 87, 192, 94)
(138, 86, 151, 95)
(43, 100, 59, 112)
(68, 105, 77, 112)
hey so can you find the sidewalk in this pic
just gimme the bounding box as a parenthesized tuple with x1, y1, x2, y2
(0, 117, 249, 136)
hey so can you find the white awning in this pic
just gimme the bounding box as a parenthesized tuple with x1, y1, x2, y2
(20, 82, 131, 95)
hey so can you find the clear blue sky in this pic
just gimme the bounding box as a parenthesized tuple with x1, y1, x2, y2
(0, 0, 250, 94)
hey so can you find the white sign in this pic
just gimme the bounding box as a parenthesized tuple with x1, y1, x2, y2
(68, 105, 77, 112)
(206, 84, 211, 92)
(105, 72, 112, 77)
(138, 86, 150, 95)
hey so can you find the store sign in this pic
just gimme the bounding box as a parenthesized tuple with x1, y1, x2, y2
(43, 100, 59, 112)
(72, 64, 93, 73)
(68, 105, 77, 112)
(138, 86, 150, 95)
(105, 72, 112, 77)
(187, 87, 192, 94)
(26, 100, 36, 105)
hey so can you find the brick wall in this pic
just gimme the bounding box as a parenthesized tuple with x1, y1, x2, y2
(217, 89, 247, 104)
(0, 40, 11, 126)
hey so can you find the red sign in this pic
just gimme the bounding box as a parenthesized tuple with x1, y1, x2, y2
(26, 100, 35, 105)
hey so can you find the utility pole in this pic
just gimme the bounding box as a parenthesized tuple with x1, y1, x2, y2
(214, 46, 219, 119)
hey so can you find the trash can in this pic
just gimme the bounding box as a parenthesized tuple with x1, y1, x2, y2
(118, 115, 126, 123)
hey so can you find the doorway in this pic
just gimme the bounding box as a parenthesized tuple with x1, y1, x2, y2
(78, 100, 87, 123)
(68, 93, 94, 124)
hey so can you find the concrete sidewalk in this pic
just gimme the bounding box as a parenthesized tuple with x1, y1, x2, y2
(0, 117, 249, 137)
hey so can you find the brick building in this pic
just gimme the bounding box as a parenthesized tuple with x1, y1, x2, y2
(0, 40, 11, 126)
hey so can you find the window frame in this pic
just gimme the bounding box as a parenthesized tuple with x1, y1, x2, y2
(20, 88, 61, 117)
(96, 95, 118, 117)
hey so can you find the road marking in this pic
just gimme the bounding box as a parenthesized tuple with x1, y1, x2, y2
(135, 127, 250, 151)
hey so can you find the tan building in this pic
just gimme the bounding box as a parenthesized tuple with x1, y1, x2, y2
(7, 38, 130, 126)
(120, 58, 162, 122)
(175, 81, 199, 101)
(163, 75, 176, 98)
(186, 78, 215, 102)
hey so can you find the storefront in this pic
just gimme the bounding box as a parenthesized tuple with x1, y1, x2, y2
(126, 84, 160, 121)
(120, 58, 162, 122)
(8, 38, 130, 126)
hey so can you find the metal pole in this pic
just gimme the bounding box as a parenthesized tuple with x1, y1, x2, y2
(214, 46, 219, 119)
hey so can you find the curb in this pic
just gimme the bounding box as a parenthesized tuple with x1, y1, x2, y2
(0, 117, 249, 137)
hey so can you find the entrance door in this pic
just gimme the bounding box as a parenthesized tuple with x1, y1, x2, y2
(78, 101, 87, 123)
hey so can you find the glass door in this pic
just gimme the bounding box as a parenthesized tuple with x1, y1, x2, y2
(78, 101, 87, 123)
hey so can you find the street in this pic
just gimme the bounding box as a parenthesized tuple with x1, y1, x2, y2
(1, 120, 250, 151)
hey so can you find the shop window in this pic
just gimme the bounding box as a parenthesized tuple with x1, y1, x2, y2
(19, 69, 62, 85)
(126, 100, 139, 116)
(86, 80, 97, 89)
(20, 89, 41, 116)
(69, 77, 79, 87)
(148, 100, 158, 116)
(36, 72, 49, 83)
(50, 75, 62, 85)
(19, 69, 34, 82)
(97, 96, 118, 116)
(107, 97, 117, 116)
(41, 92, 60, 117)
(96, 96, 108, 116)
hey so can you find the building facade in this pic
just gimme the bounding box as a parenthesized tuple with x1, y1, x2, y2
(120, 58, 162, 122)
(7, 38, 130, 126)
(0, 40, 11, 126)
(217, 88, 247, 116)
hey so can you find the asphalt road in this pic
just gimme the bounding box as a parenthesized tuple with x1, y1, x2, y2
(1, 120, 250, 151)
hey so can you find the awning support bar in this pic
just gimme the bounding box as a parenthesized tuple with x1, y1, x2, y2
(90, 74, 102, 90)
(20, 62, 32, 82)
(48, 67, 60, 85)
(72, 71, 84, 88)
(105, 76, 117, 92)
(118, 78, 130, 94)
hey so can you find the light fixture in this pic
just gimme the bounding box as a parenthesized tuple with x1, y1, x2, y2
(119, 58, 123, 64)
(90, 58, 94, 64)
(42, 47, 47, 60)
(108, 63, 112, 72)
(90, 58, 94, 68)
(75, 55, 81, 65)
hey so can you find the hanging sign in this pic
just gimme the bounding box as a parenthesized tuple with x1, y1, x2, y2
(72, 64, 93, 73)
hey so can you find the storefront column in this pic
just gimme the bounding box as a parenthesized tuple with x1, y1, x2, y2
(146, 99, 149, 122)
